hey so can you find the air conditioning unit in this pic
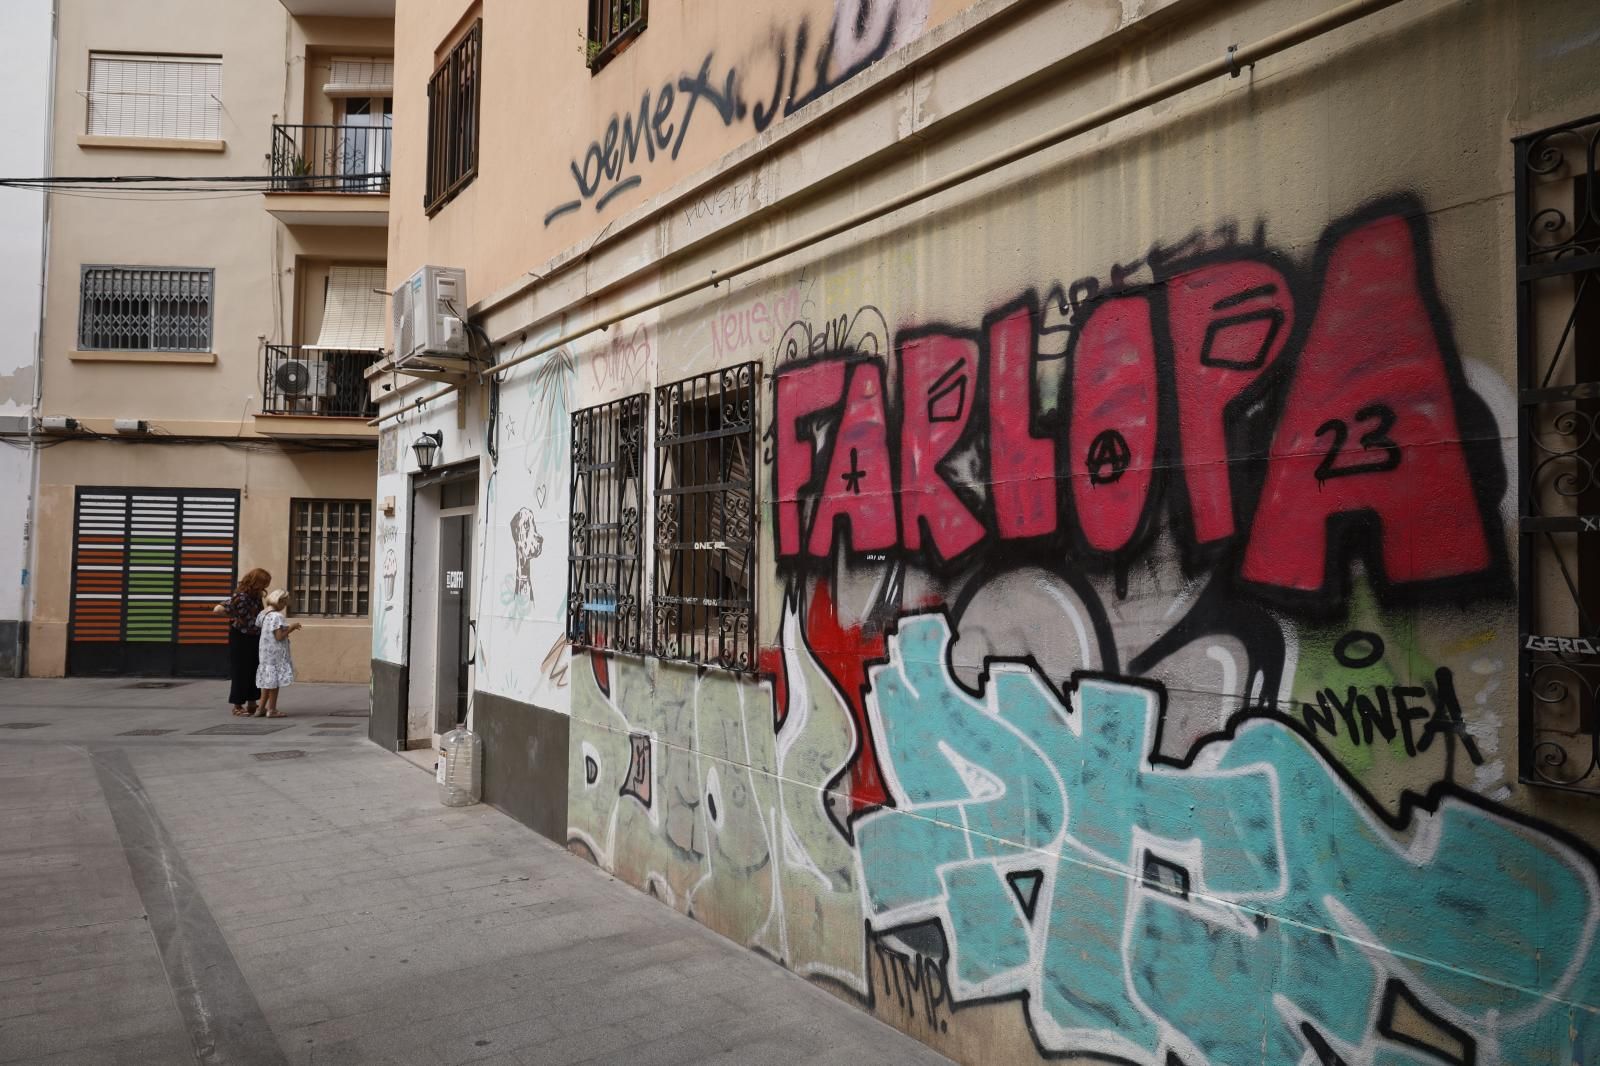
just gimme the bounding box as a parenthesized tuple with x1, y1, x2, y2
(392, 265, 468, 365)
(271, 358, 330, 410)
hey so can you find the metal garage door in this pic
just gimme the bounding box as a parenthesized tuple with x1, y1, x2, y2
(68, 487, 240, 678)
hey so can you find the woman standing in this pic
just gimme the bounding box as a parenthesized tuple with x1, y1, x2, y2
(214, 568, 270, 716)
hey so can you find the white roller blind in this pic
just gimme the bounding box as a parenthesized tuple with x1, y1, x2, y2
(87, 53, 222, 140)
(325, 57, 394, 97)
(311, 265, 388, 352)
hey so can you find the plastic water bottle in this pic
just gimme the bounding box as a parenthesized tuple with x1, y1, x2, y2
(437, 723, 482, 807)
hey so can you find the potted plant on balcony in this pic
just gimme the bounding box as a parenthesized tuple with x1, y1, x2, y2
(285, 153, 315, 191)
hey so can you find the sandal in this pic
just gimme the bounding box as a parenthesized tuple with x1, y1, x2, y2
(262, 711, 285, 718)
(231, 707, 251, 717)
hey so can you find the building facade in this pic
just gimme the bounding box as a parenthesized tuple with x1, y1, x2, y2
(25, 0, 392, 681)
(373, 0, 1600, 1061)
(0, 0, 53, 676)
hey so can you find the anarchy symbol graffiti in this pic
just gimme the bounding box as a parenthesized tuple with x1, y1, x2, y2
(1086, 429, 1131, 485)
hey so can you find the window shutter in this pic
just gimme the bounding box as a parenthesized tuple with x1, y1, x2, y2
(87, 54, 222, 140)
(309, 265, 388, 352)
(324, 57, 394, 97)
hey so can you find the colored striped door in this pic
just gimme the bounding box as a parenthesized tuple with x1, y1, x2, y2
(68, 488, 240, 677)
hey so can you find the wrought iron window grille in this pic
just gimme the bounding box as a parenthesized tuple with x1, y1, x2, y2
(78, 266, 213, 352)
(650, 363, 759, 671)
(425, 21, 481, 215)
(568, 393, 648, 655)
(586, 0, 647, 73)
(1515, 111, 1600, 793)
(289, 499, 373, 617)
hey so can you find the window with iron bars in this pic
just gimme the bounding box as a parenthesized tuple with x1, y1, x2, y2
(586, 0, 647, 73)
(78, 266, 213, 352)
(289, 499, 373, 617)
(1514, 111, 1600, 793)
(651, 363, 759, 671)
(567, 394, 647, 654)
(425, 20, 481, 215)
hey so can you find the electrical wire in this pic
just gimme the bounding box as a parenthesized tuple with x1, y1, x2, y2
(0, 429, 375, 454)
(0, 174, 390, 198)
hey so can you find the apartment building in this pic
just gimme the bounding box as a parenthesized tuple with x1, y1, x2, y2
(371, 0, 1600, 1061)
(25, 0, 392, 681)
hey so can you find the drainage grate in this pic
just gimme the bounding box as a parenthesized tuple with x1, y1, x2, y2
(0, 722, 48, 730)
(190, 722, 293, 736)
(252, 749, 306, 762)
(310, 731, 357, 737)
(327, 710, 371, 718)
(314, 722, 359, 728)
(124, 681, 185, 690)
(117, 728, 179, 737)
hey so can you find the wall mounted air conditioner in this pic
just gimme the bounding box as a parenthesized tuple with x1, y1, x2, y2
(270, 358, 330, 410)
(392, 265, 468, 366)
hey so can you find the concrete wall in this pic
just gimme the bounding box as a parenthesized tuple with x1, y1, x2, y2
(0, 0, 53, 674)
(378, 0, 1600, 1061)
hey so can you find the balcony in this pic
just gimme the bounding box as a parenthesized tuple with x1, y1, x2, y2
(276, 0, 393, 15)
(255, 346, 380, 439)
(264, 124, 390, 227)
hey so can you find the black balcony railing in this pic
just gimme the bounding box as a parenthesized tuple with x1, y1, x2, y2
(270, 124, 391, 193)
(262, 346, 379, 418)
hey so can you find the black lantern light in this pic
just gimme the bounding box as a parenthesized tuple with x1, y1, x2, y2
(412, 431, 443, 473)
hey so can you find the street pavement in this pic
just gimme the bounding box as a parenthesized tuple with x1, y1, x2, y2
(0, 678, 951, 1066)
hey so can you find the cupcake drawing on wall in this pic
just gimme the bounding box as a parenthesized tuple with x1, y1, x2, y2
(382, 549, 398, 609)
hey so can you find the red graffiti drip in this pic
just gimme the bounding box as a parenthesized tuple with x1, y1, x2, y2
(759, 643, 791, 727)
(589, 649, 611, 700)
(804, 579, 890, 813)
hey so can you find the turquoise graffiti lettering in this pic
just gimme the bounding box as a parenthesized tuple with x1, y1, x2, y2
(854, 615, 1600, 1065)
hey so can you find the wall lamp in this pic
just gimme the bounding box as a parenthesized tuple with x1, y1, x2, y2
(412, 431, 443, 474)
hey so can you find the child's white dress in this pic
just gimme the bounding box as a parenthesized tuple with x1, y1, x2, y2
(256, 609, 295, 688)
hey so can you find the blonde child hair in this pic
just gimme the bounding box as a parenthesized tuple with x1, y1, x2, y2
(263, 588, 290, 611)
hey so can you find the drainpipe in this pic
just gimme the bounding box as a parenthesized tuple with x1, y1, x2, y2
(20, 0, 59, 677)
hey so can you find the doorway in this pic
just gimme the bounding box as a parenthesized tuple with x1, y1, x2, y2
(436, 512, 471, 733)
(405, 468, 477, 749)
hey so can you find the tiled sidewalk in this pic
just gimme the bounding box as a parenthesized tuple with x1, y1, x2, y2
(0, 679, 949, 1066)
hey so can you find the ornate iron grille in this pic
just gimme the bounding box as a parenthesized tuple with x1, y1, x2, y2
(289, 499, 372, 617)
(651, 363, 758, 670)
(587, 0, 647, 72)
(568, 394, 647, 654)
(1515, 112, 1600, 793)
(78, 266, 212, 352)
(425, 21, 480, 215)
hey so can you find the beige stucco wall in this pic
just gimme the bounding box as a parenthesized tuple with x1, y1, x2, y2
(376, 0, 1600, 1061)
(30, 443, 377, 682)
(36, 0, 391, 682)
(388, 0, 988, 306)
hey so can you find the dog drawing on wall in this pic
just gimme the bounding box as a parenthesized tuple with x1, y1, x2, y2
(511, 507, 544, 599)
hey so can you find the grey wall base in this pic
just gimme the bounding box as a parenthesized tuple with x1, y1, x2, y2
(0, 620, 24, 678)
(473, 690, 568, 844)
(369, 660, 407, 751)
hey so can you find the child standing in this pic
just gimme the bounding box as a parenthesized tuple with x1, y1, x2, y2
(255, 589, 302, 717)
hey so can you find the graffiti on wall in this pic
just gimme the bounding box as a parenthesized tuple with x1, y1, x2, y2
(567, 198, 1600, 1063)
(544, 0, 930, 225)
(771, 203, 1505, 607)
(855, 614, 1600, 1064)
